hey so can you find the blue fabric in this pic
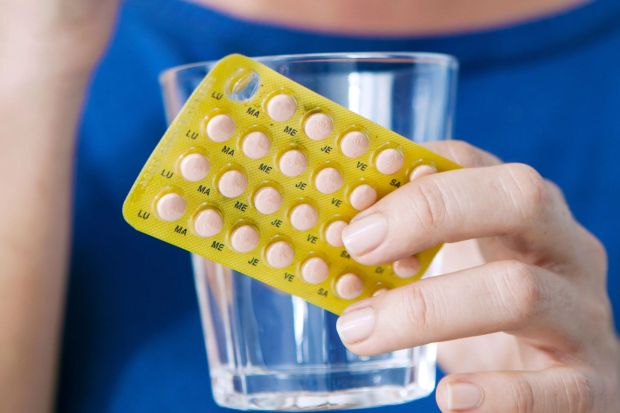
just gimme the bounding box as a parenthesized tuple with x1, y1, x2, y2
(58, 1, 620, 411)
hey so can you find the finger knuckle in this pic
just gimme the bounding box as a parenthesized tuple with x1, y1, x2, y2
(503, 163, 550, 222)
(408, 180, 448, 229)
(564, 371, 595, 413)
(499, 260, 545, 325)
(401, 284, 433, 333)
(587, 232, 608, 271)
(513, 376, 536, 413)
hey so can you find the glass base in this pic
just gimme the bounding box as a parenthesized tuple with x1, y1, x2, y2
(210, 360, 436, 411)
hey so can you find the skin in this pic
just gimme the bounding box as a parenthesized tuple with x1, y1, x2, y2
(0, 0, 616, 412)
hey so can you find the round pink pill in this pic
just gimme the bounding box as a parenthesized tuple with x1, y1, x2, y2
(300, 257, 329, 284)
(409, 164, 438, 181)
(314, 167, 343, 194)
(156, 193, 186, 222)
(372, 288, 388, 297)
(278, 149, 307, 177)
(206, 114, 235, 142)
(335, 273, 364, 300)
(253, 186, 282, 215)
(349, 184, 377, 211)
(230, 225, 259, 253)
(289, 203, 318, 231)
(375, 148, 404, 175)
(393, 256, 421, 279)
(304, 112, 333, 141)
(266, 93, 297, 122)
(242, 131, 271, 159)
(218, 170, 247, 198)
(265, 240, 294, 268)
(340, 131, 369, 158)
(179, 153, 210, 182)
(324, 220, 347, 247)
(193, 208, 223, 237)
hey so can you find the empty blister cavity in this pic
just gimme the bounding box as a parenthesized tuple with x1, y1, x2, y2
(314, 167, 343, 194)
(375, 148, 404, 175)
(226, 69, 260, 101)
(242, 131, 271, 159)
(193, 208, 223, 237)
(205, 113, 235, 142)
(324, 220, 347, 247)
(155, 192, 186, 222)
(301, 257, 329, 284)
(230, 225, 259, 253)
(266, 93, 297, 121)
(304, 112, 333, 141)
(409, 164, 437, 181)
(218, 169, 247, 198)
(349, 184, 377, 211)
(278, 149, 307, 177)
(335, 273, 364, 300)
(289, 203, 318, 231)
(393, 256, 421, 279)
(179, 153, 210, 182)
(253, 186, 283, 215)
(340, 130, 369, 158)
(265, 240, 294, 268)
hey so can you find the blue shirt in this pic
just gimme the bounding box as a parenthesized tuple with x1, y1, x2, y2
(58, 1, 620, 411)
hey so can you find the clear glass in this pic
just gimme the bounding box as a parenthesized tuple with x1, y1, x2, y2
(160, 52, 458, 411)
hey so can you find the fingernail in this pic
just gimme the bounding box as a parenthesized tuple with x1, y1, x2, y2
(446, 382, 483, 411)
(341, 213, 387, 256)
(336, 306, 375, 344)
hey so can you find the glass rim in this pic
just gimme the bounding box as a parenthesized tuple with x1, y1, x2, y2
(160, 51, 457, 84)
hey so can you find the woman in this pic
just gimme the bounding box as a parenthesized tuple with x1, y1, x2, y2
(1, 0, 618, 412)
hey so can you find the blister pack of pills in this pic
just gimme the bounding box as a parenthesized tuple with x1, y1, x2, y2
(123, 54, 460, 314)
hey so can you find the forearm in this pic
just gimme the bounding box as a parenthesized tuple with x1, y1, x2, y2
(0, 61, 89, 412)
(0, 1, 118, 409)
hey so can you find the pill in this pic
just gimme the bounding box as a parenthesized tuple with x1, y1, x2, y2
(372, 288, 388, 297)
(314, 167, 343, 194)
(324, 220, 347, 247)
(349, 184, 377, 211)
(290, 203, 318, 231)
(242, 131, 271, 159)
(393, 256, 421, 279)
(375, 148, 404, 175)
(265, 240, 294, 268)
(335, 273, 364, 300)
(278, 149, 307, 177)
(156, 193, 186, 222)
(218, 170, 247, 198)
(206, 113, 235, 142)
(193, 208, 223, 237)
(409, 164, 438, 181)
(266, 93, 297, 122)
(230, 225, 259, 253)
(253, 186, 283, 215)
(300, 257, 329, 284)
(179, 153, 210, 182)
(340, 131, 369, 158)
(304, 112, 333, 140)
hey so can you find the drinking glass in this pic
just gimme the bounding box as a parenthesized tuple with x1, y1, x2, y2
(160, 52, 458, 411)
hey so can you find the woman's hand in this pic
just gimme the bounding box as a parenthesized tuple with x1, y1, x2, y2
(336, 141, 620, 412)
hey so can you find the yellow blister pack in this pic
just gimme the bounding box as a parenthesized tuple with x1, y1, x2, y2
(123, 54, 460, 315)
